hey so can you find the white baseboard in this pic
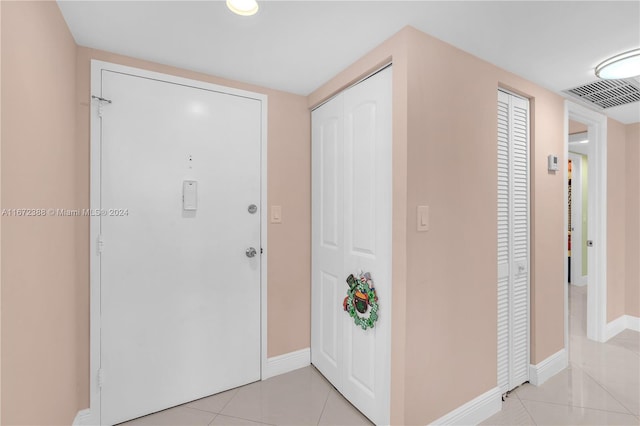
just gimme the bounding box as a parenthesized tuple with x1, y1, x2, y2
(529, 348, 567, 386)
(628, 316, 640, 332)
(606, 315, 640, 340)
(73, 409, 93, 425)
(430, 387, 502, 425)
(263, 347, 310, 380)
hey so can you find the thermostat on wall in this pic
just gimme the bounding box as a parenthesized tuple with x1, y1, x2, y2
(548, 155, 559, 172)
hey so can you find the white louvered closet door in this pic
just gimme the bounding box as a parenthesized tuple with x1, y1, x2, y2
(497, 90, 530, 394)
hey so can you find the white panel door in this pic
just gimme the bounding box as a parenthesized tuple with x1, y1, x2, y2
(99, 70, 262, 425)
(497, 90, 530, 394)
(311, 92, 344, 388)
(311, 66, 392, 426)
(341, 68, 392, 425)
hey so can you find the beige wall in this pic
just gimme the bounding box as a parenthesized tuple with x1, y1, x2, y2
(404, 28, 566, 423)
(607, 118, 627, 322)
(1, 1, 79, 424)
(569, 119, 588, 134)
(74, 48, 311, 408)
(626, 123, 640, 317)
(310, 26, 566, 424)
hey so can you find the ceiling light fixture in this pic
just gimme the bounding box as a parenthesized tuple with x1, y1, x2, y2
(226, 0, 259, 16)
(595, 48, 640, 79)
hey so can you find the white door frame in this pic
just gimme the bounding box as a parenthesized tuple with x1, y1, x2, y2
(564, 100, 607, 346)
(79, 60, 268, 425)
(568, 152, 585, 286)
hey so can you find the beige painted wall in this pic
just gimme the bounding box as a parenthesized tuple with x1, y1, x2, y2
(404, 28, 566, 424)
(74, 48, 311, 408)
(569, 119, 588, 134)
(626, 123, 640, 317)
(1, 1, 79, 424)
(607, 118, 627, 322)
(310, 26, 566, 424)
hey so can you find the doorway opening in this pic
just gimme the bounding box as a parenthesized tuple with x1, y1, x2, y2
(564, 101, 608, 351)
(567, 122, 589, 338)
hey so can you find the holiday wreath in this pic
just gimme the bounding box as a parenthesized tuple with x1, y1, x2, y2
(343, 271, 379, 330)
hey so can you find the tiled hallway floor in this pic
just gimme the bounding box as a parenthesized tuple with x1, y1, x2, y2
(482, 285, 640, 425)
(120, 366, 372, 426)
(122, 284, 639, 426)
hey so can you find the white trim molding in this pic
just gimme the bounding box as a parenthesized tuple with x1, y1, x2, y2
(529, 348, 568, 386)
(430, 387, 502, 426)
(565, 101, 608, 344)
(72, 409, 92, 426)
(605, 315, 640, 340)
(263, 347, 311, 380)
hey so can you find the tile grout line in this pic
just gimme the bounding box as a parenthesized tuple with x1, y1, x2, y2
(580, 368, 637, 416)
(211, 412, 277, 426)
(516, 395, 635, 416)
(207, 413, 219, 426)
(519, 393, 638, 417)
(218, 388, 240, 413)
(316, 388, 333, 426)
(513, 394, 538, 426)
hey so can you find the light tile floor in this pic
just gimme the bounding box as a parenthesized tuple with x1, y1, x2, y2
(482, 284, 640, 425)
(120, 366, 372, 426)
(121, 284, 639, 426)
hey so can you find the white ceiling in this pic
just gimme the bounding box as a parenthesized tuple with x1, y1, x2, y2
(57, 1, 640, 123)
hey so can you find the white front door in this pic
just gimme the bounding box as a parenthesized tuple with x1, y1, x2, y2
(98, 69, 262, 425)
(312, 66, 392, 425)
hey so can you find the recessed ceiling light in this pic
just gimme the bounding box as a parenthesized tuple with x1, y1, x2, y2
(227, 0, 259, 16)
(595, 48, 640, 79)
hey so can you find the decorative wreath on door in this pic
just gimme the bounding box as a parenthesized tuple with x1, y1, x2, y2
(343, 271, 379, 330)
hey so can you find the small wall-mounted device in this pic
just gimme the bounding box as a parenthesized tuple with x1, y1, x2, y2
(183, 180, 197, 211)
(548, 154, 559, 172)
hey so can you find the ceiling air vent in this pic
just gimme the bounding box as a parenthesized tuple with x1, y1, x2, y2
(564, 78, 640, 109)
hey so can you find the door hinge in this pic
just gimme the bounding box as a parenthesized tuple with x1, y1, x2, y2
(260, 247, 263, 254)
(91, 95, 112, 118)
(98, 368, 104, 389)
(97, 234, 104, 254)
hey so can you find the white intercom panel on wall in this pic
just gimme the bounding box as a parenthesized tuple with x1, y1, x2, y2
(548, 155, 559, 171)
(183, 180, 198, 211)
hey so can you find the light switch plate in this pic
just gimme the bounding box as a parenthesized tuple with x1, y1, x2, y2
(271, 205, 282, 224)
(417, 205, 429, 232)
(183, 180, 197, 211)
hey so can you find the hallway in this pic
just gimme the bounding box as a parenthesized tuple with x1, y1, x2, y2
(482, 285, 640, 425)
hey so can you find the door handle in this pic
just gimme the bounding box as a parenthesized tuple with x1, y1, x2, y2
(245, 247, 257, 258)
